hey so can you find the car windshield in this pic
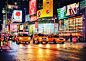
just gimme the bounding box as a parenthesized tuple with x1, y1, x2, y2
(9, 36, 13, 38)
(38, 34, 46, 37)
(19, 34, 28, 37)
(52, 36, 59, 38)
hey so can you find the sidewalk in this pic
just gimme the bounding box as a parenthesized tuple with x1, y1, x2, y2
(65, 42, 86, 48)
(0, 42, 11, 51)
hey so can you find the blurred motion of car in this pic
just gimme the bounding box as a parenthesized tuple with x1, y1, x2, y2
(33, 34, 49, 44)
(16, 33, 31, 43)
(48, 35, 65, 44)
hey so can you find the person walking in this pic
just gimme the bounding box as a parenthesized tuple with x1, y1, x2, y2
(70, 33, 72, 42)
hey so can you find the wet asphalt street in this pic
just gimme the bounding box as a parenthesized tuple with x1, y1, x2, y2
(0, 40, 86, 61)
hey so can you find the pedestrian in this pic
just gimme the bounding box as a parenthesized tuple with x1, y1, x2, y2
(70, 33, 72, 42)
(31, 34, 33, 39)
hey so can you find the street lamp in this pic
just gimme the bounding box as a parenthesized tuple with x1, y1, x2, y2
(6, 0, 8, 25)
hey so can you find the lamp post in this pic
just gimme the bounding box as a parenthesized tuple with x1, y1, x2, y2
(6, 0, 8, 25)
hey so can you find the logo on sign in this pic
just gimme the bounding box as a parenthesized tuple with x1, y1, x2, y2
(46, 0, 50, 3)
(38, 11, 41, 17)
(15, 12, 21, 16)
(46, 10, 50, 14)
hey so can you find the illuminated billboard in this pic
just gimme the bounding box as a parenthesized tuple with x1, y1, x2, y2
(57, 6, 66, 20)
(13, 10, 22, 22)
(42, 0, 53, 17)
(29, 0, 37, 16)
(10, 24, 18, 32)
(66, 2, 79, 16)
(20, 25, 24, 30)
(30, 15, 37, 22)
(80, 0, 86, 9)
(37, 9, 43, 19)
(25, 14, 30, 22)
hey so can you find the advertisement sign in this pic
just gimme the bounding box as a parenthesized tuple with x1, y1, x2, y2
(35, 22, 38, 28)
(13, 10, 22, 22)
(2, 8, 6, 14)
(30, 15, 37, 21)
(43, 0, 53, 17)
(20, 25, 24, 30)
(55, 23, 57, 29)
(10, 24, 18, 32)
(38, 23, 55, 34)
(25, 14, 30, 22)
(29, 0, 37, 16)
(8, 5, 18, 9)
(29, 24, 35, 35)
(80, 0, 86, 9)
(57, 6, 66, 20)
(7, 25, 10, 31)
(66, 2, 79, 16)
(37, 9, 43, 19)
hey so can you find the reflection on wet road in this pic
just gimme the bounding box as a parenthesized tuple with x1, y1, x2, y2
(0, 41, 86, 61)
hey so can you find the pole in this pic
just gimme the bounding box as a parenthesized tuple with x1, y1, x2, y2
(6, 0, 8, 26)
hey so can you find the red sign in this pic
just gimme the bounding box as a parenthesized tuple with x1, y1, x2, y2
(23, 27, 25, 32)
(16, 12, 21, 16)
(73, 37, 76, 42)
(30, 16, 37, 21)
(7, 25, 10, 31)
(35, 22, 38, 28)
(29, 0, 37, 16)
(55, 23, 57, 29)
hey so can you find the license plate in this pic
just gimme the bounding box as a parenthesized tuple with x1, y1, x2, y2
(43, 39, 46, 41)
(25, 40, 27, 41)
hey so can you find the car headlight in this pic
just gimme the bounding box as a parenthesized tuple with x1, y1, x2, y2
(46, 38, 48, 39)
(20, 37, 22, 39)
(39, 38, 42, 39)
(57, 39, 59, 40)
(28, 37, 31, 39)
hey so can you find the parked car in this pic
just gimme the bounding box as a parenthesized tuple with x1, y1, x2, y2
(33, 34, 49, 44)
(16, 33, 31, 44)
(48, 35, 65, 44)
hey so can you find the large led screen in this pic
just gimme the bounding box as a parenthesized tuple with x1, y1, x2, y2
(20, 25, 24, 30)
(80, 0, 86, 9)
(37, 9, 43, 19)
(25, 14, 30, 22)
(10, 24, 18, 32)
(57, 6, 66, 20)
(29, 24, 35, 35)
(38, 23, 58, 34)
(29, 0, 37, 16)
(66, 3, 79, 16)
(42, 0, 53, 17)
(13, 10, 22, 22)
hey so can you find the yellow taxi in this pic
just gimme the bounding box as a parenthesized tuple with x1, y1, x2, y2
(48, 35, 65, 44)
(16, 33, 31, 43)
(33, 34, 49, 44)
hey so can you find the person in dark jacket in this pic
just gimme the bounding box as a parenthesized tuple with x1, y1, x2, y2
(70, 34, 72, 42)
(31, 34, 33, 39)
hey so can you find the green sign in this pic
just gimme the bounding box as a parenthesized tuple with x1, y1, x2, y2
(57, 6, 66, 20)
